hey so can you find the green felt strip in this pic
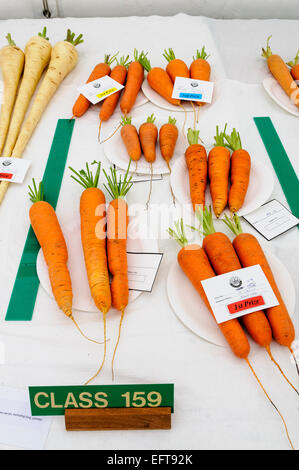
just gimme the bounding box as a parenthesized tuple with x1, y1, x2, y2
(254, 117, 299, 219)
(5, 119, 75, 321)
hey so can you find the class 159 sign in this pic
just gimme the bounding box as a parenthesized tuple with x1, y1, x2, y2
(29, 384, 174, 416)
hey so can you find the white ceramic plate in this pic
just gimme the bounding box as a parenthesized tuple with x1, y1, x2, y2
(103, 116, 186, 175)
(167, 252, 295, 348)
(262, 76, 299, 117)
(141, 79, 218, 112)
(170, 155, 274, 217)
(37, 216, 159, 313)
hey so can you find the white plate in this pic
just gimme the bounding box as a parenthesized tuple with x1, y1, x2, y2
(141, 79, 218, 112)
(170, 155, 274, 217)
(37, 216, 158, 313)
(167, 251, 295, 348)
(262, 76, 299, 117)
(103, 116, 186, 175)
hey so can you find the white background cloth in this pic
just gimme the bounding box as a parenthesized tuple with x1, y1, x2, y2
(0, 14, 298, 450)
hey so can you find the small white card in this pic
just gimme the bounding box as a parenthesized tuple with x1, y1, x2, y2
(201, 265, 279, 324)
(172, 77, 214, 103)
(0, 157, 30, 183)
(0, 387, 51, 450)
(127, 252, 163, 292)
(78, 75, 124, 104)
(243, 199, 299, 240)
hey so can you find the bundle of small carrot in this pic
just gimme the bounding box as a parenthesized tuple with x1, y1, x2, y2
(185, 124, 251, 217)
(0, 28, 83, 204)
(168, 212, 298, 449)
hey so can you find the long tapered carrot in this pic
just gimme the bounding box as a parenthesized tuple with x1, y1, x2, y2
(139, 114, 158, 208)
(72, 53, 117, 119)
(287, 49, 299, 81)
(208, 125, 230, 218)
(69, 161, 111, 383)
(262, 36, 299, 108)
(190, 47, 211, 108)
(224, 128, 250, 214)
(159, 116, 178, 204)
(3, 28, 51, 157)
(0, 34, 24, 155)
(185, 128, 207, 211)
(162, 48, 189, 82)
(120, 49, 145, 115)
(103, 162, 133, 380)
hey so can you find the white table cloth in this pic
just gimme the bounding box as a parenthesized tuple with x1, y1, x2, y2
(0, 14, 298, 450)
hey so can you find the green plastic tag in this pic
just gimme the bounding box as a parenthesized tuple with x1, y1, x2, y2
(5, 119, 75, 321)
(29, 384, 174, 416)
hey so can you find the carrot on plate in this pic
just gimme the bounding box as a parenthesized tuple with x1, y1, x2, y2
(185, 128, 207, 211)
(262, 36, 299, 108)
(120, 115, 142, 166)
(287, 49, 299, 81)
(208, 124, 230, 218)
(162, 48, 189, 82)
(72, 53, 118, 119)
(159, 116, 178, 204)
(224, 128, 250, 214)
(69, 161, 111, 383)
(190, 47, 211, 109)
(120, 49, 145, 115)
(139, 114, 158, 208)
(103, 162, 133, 380)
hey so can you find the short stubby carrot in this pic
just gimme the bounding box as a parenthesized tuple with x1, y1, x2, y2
(120, 49, 145, 115)
(159, 116, 178, 167)
(139, 114, 158, 164)
(208, 125, 230, 218)
(185, 128, 207, 211)
(190, 47, 211, 107)
(262, 36, 299, 108)
(72, 53, 117, 118)
(120, 115, 141, 161)
(287, 49, 299, 81)
(224, 128, 250, 214)
(162, 48, 189, 82)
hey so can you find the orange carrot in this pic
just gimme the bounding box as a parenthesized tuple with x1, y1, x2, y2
(69, 161, 111, 383)
(159, 116, 178, 167)
(162, 48, 189, 82)
(224, 128, 250, 214)
(28, 179, 100, 345)
(190, 47, 211, 107)
(120, 115, 142, 162)
(287, 49, 299, 81)
(139, 54, 180, 106)
(103, 163, 133, 379)
(262, 36, 299, 108)
(120, 49, 145, 115)
(72, 53, 117, 118)
(139, 114, 158, 208)
(185, 128, 207, 211)
(208, 125, 230, 218)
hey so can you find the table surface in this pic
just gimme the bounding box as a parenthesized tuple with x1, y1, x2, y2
(0, 14, 298, 450)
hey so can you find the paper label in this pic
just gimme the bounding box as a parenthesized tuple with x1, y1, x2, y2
(127, 252, 163, 292)
(78, 75, 124, 104)
(201, 265, 279, 324)
(0, 157, 30, 183)
(172, 77, 214, 103)
(243, 199, 299, 240)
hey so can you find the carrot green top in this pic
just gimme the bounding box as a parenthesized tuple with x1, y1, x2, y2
(193, 46, 210, 61)
(138, 53, 152, 72)
(134, 49, 147, 62)
(224, 128, 242, 151)
(261, 35, 273, 59)
(168, 116, 177, 125)
(5, 33, 16, 46)
(196, 206, 216, 237)
(168, 218, 189, 248)
(64, 29, 84, 46)
(187, 128, 200, 146)
(121, 115, 132, 126)
(145, 114, 156, 124)
(163, 48, 176, 62)
(38, 27, 49, 40)
(28, 179, 45, 203)
(104, 52, 119, 66)
(287, 49, 299, 67)
(117, 54, 131, 68)
(103, 161, 133, 199)
(69, 161, 101, 189)
(222, 213, 243, 236)
(214, 124, 227, 147)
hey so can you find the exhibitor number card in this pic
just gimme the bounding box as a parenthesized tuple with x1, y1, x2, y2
(78, 75, 124, 104)
(172, 77, 214, 103)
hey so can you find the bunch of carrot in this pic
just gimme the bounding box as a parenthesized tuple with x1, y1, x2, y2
(0, 28, 83, 204)
(185, 125, 251, 217)
(169, 213, 298, 449)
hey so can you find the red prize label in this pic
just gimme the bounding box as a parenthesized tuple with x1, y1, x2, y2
(227, 295, 265, 314)
(0, 173, 13, 180)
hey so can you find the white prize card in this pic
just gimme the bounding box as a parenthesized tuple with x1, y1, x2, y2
(201, 265, 279, 324)
(0, 157, 30, 183)
(78, 75, 124, 104)
(127, 252, 163, 292)
(172, 77, 214, 103)
(243, 199, 299, 240)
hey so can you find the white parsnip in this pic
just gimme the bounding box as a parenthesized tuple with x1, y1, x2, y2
(3, 28, 52, 157)
(0, 34, 24, 154)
